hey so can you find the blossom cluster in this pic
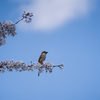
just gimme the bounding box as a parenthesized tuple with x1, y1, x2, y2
(0, 60, 34, 73)
(0, 60, 64, 76)
(0, 21, 17, 46)
(22, 11, 33, 23)
(0, 11, 33, 46)
(32, 61, 54, 74)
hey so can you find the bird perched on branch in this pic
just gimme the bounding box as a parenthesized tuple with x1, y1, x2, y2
(38, 51, 48, 76)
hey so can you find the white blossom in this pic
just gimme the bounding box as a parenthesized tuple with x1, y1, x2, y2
(0, 60, 63, 75)
(22, 11, 33, 23)
(0, 21, 17, 46)
(0, 11, 33, 46)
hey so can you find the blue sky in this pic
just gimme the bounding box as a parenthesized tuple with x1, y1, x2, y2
(0, 0, 100, 100)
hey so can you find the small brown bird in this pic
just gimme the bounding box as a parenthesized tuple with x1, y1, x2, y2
(38, 51, 48, 76)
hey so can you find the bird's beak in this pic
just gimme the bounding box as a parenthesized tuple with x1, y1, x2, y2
(46, 52, 48, 54)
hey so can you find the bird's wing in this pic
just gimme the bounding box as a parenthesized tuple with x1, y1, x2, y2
(38, 54, 43, 64)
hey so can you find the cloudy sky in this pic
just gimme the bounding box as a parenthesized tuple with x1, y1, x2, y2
(17, 0, 95, 31)
(0, 0, 100, 100)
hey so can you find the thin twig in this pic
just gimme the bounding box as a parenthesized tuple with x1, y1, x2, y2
(15, 18, 24, 24)
(53, 64, 64, 67)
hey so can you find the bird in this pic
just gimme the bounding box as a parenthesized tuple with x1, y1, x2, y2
(38, 51, 48, 76)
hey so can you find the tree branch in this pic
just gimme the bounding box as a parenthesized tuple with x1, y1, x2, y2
(0, 60, 64, 75)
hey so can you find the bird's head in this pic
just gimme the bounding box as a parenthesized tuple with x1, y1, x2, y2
(42, 51, 48, 54)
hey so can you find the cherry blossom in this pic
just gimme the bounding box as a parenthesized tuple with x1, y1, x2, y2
(0, 11, 33, 46)
(0, 60, 64, 76)
(22, 11, 33, 23)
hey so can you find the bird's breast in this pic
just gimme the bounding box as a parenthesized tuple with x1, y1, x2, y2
(42, 53, 46, 61)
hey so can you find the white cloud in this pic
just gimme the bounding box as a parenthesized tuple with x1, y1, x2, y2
(17, 0, 94, 31)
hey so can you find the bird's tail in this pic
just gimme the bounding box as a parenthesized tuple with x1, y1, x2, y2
(38, 73, 40, 76)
